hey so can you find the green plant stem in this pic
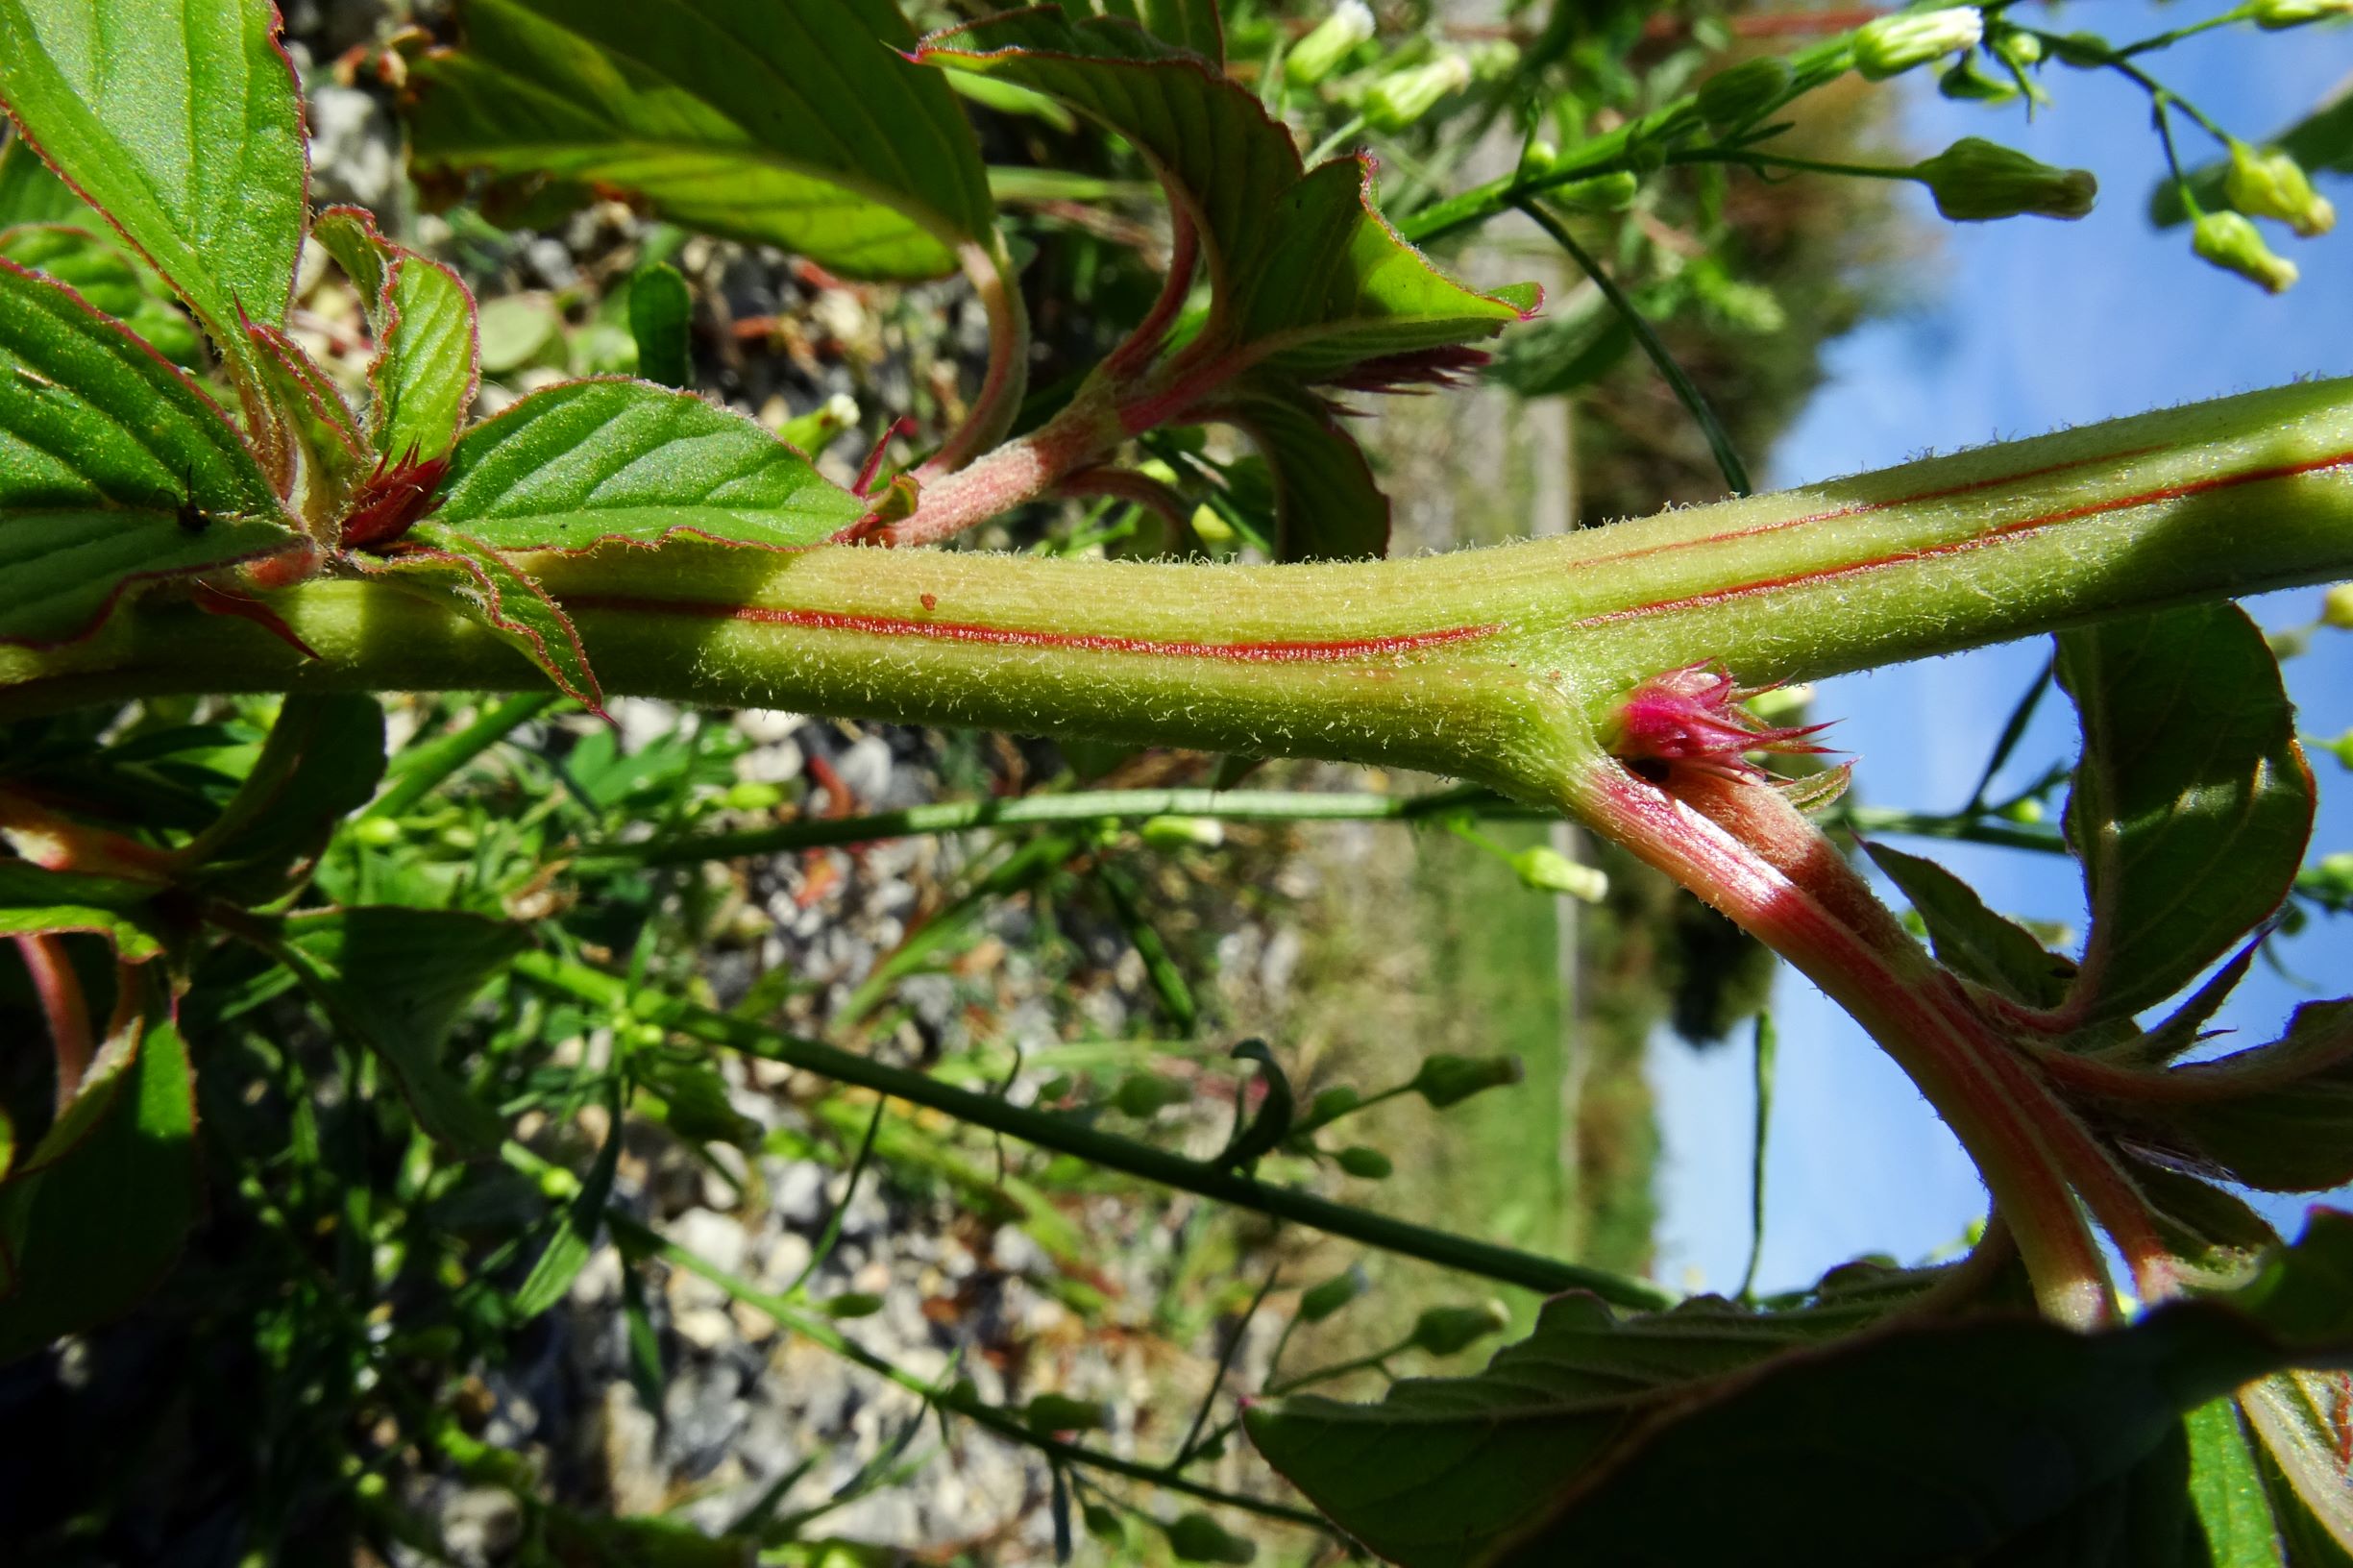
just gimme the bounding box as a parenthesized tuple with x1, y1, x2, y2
(1737, 1011, 1777, 1303)
(372, 691, 563, 820)
(1514, 197, 1752, 496)
(615, 1210, 1331, 1531)
(513, 951, 1673, 1307)
(16, 380, 2353, 809)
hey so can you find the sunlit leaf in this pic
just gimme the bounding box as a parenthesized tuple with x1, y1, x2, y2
(0, 0, 306, 390)
(0, 259, 299, 647)
(407, 0, 994, 281)
(432, 378, 864, 552)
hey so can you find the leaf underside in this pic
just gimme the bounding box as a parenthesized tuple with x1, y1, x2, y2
(407, 0, 993, 281)
(2056, 605, 2314, 1024)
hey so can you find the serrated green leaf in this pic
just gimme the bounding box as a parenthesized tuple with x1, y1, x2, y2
(0, 0, 306, 392)
(0, 1005, 197, 1362)
(311, 208, 483, 465)
(379, 525, 603, 710)
(407, 0, 993, 281)
(1218, 384, 1387, 561)
(0, 222, 201, 365)
(919, 11, 1526, 378)
(2056, 605, 2315, 1024)
(1252, 1216, 2353, 1568)
(280, 906, 531, 1152)
(0, 259, 299, 646)
(1865, 840, 2074, 1007)
(433, 378, 864, 551)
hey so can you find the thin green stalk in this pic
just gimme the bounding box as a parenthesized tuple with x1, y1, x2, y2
(513, 951, 1676, 1308)
(1516, 198, 1752, 497)
(1737, 1012, 1778, 1303)
(372, 691, 562, 820)
(618, 1212, 1331, 1531)
(583, 785, 1510, 867)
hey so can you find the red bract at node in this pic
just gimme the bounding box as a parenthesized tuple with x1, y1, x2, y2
(1609, 662, 1834, 782)
(339, 449, 451, 551)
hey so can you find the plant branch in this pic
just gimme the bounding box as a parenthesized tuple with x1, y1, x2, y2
(917, 235, 1034, 482)
(512, 951, 1675, 1307)
(615, 1209, 1333, 1531)
(1515, 197, 1752, 496)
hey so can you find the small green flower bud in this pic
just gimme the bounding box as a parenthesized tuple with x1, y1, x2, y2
(1510, 844, 1611, 900)
(1336, 1145, 1393, 1179)
(2225, 144, 2337, 237)
(2193, 210, 2300, 293)
(2253, 0, 2353, 28)
(1165, 1509, 1257, 1563)
(1546, 170, 1643, 212)
(2325, 584, 2353, 628)
(1915, 137, 2096, 221)
(822, 1291, 885, 1319)
(1996, 29, 2044, 64)
(1363, 53, 1474, 131)
(1113, 1071, 1190, 1117)
(1697, 57, 1795, 134)
(1139, 814, 1224, 850)
(2044, 31, 2114, 65)
(1410, 1052, 1526, 1109)
(722, 779, 784, 812)
(2319, 730, 2353, 772)
(1409, 1300, 1510, 1356)
(1287, 1, 1376, 87)
(1938, 54, 2018, 103)
(350, 815, 404, 847)
(1301, 1084, 1360, 1128)
(1469, 38, 1522, 80)
(1999, 796, 2046, 825)
(1518, 138, 1558, 175)
(1024, 1392, 1108, 1433)
(1853, 7, 1985, 80)
(1298, 1263, 1371, 1322)
(1082, 1503, 1125, 1544)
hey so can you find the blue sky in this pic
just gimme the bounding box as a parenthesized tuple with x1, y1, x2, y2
(1648, 3, 2353, 1296)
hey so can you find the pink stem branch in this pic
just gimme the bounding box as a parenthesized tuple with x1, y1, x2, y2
(12, 933, 94, 1114)
(917, 238, 1033, 483)
(1102, 210, 1199, 381)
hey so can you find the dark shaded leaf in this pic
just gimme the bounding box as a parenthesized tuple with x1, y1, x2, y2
(1866, 839, 2073, 1006)
(2096, 1001, 2353, 1192)
(279, 906, 531, 1151)
(1252, 1216, 2353, 1567)
(0, 1006, 197, 1362)
(1217, 386, 1387, 561)
(408, 0, 993, 281)
(2056, 604, 2314, 1023)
